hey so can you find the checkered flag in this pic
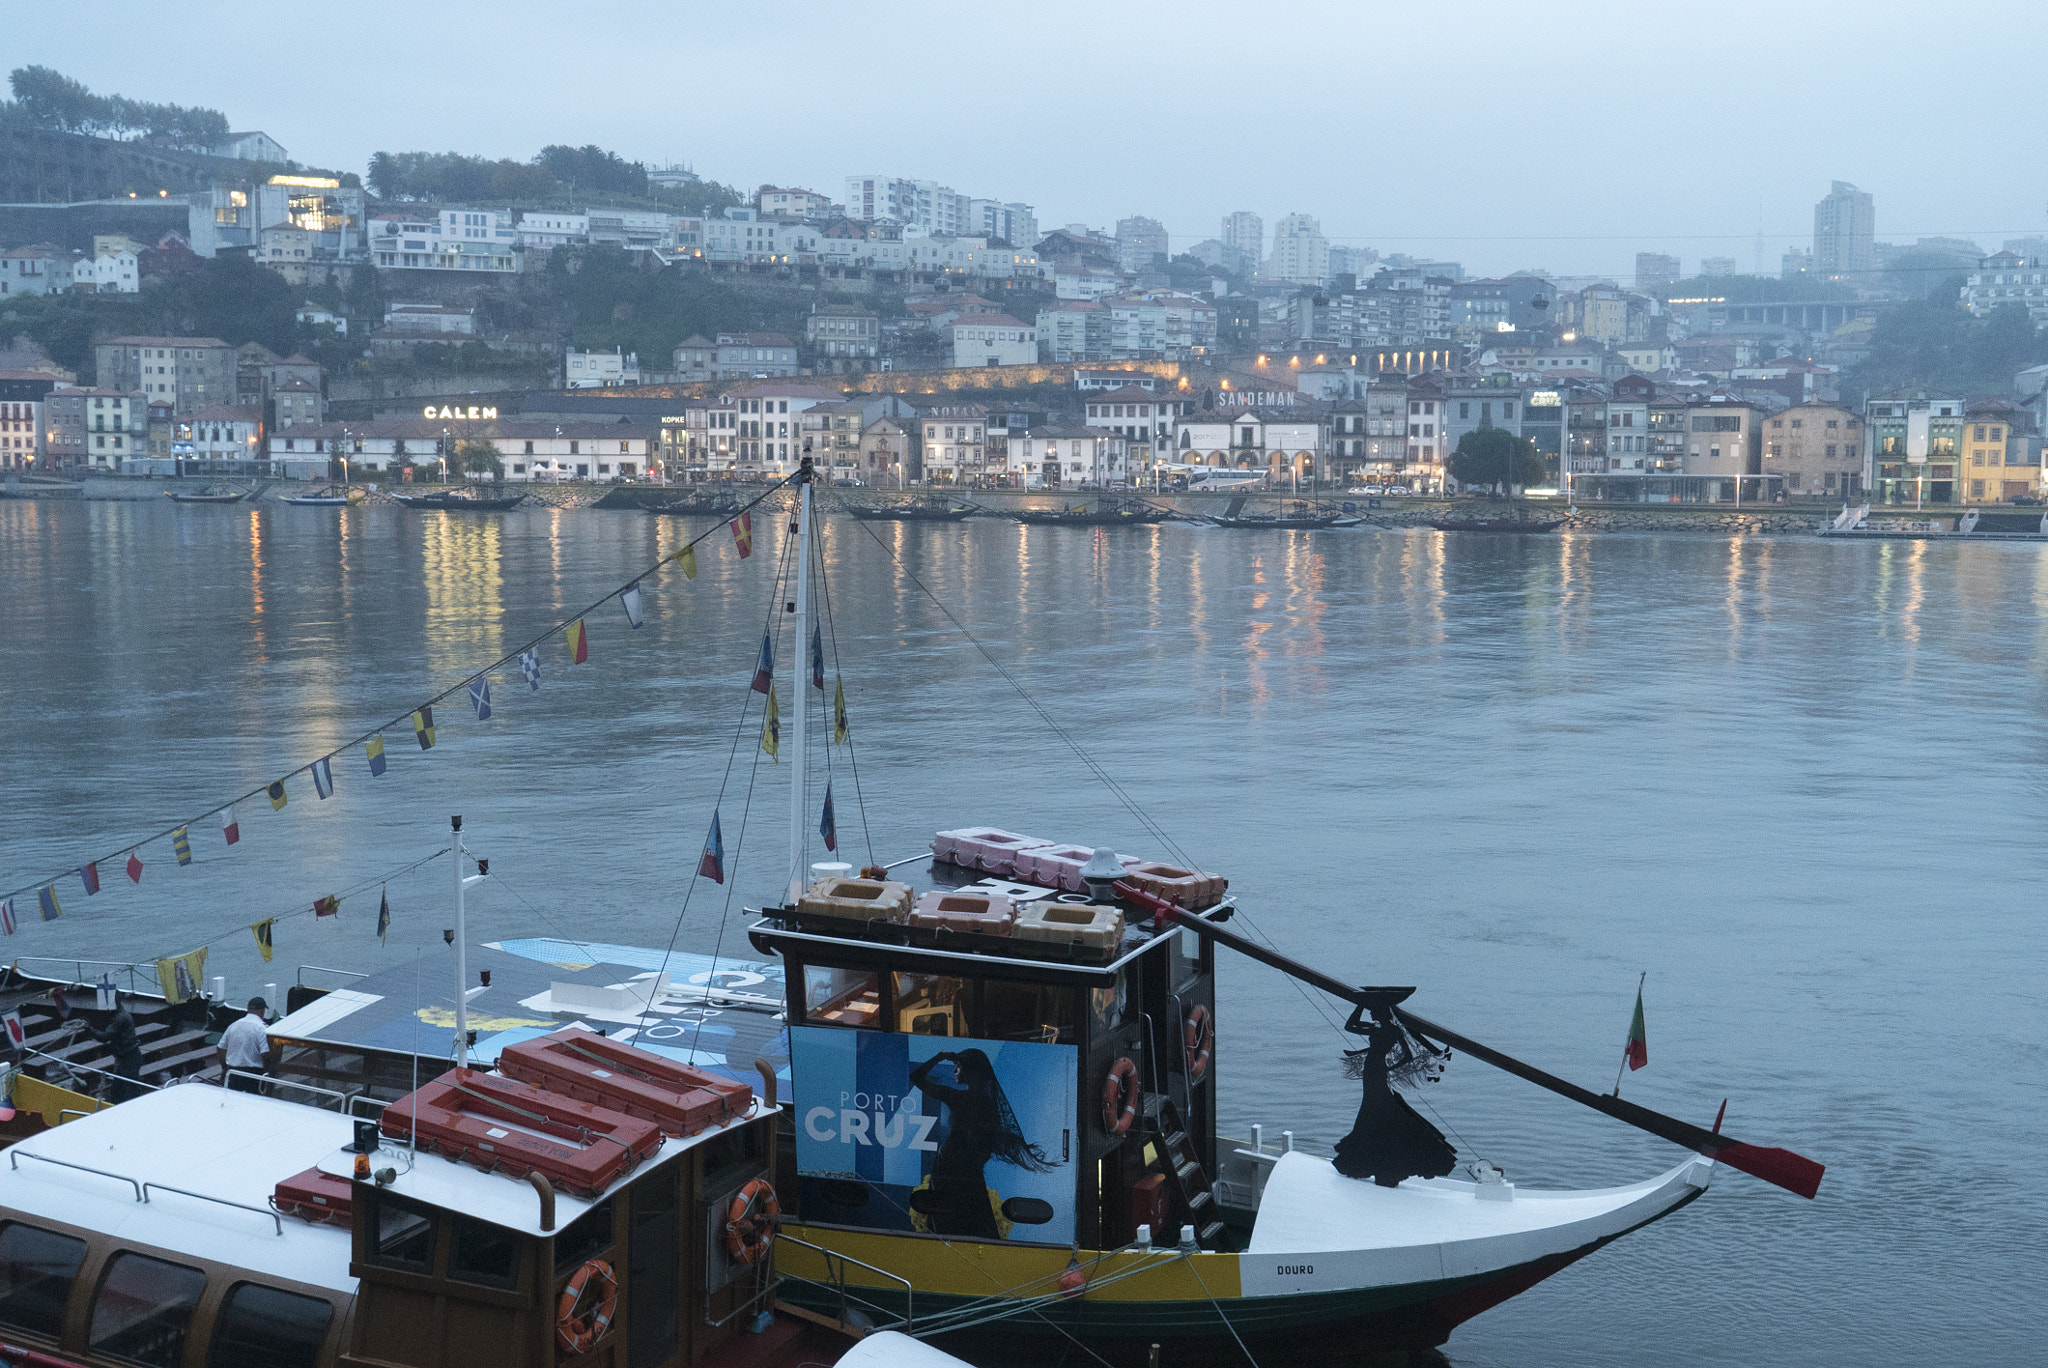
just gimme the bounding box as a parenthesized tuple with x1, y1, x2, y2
(519, 648, 541, 692)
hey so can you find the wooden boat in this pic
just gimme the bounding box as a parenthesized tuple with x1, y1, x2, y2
(1010, 501, 1175, 527)
(280, 485, 365, 507)
(165, 484, 248, 504)
(844, 499, 979, 522)
(392, 488, 526, 512)
(648, 496, 745, 516)
(1207, 498, 1362, 530)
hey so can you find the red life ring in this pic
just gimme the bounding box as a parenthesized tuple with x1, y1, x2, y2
(556, 1258, 618, 1355)
(1184, 1004, 1212, 1084)
(1102, 1057, 1139, 1135)
(725, 1178, 780, 1265)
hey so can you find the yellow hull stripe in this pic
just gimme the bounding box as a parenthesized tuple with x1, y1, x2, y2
(780, 1224, 1243, 1303)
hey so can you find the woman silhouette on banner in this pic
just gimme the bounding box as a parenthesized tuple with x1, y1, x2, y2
(1332, 1003, 1457, 1187)
(907, 1048, 1057, 1237)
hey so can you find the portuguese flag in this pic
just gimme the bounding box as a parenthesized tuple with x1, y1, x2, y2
(1624, 976, 1649, 1072)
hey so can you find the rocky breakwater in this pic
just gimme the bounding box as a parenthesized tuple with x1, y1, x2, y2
(1365, 504, 1824, 535)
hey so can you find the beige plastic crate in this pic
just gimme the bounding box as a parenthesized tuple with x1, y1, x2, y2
(906, 890, 1016, 937)
(1013, 898, 1124, 952)
(797, 877, 913, 924)
(1121, 861, 1228, 910)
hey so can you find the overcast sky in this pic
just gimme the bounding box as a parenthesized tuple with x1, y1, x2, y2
(22, 1, 2047, 279)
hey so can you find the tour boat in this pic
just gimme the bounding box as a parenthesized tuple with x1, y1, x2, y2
(1206, 498, 1364, 530)
(393, 488, 527, 512)
(843, 498, 980, 522)
(1009, 500, 1177, 527)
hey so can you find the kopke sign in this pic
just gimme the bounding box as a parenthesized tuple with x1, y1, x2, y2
(422, 405, 499, 420)
(791, 1026, 1076, 1243)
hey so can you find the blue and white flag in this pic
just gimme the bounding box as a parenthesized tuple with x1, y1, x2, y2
(621, 581, 644, 629)
(311, 755, 334, 800)
(519, 648, 541, 692)
(469, 677, 492, 721)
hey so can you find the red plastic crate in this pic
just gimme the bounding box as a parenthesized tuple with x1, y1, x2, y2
(496, 1028, 753, 1138)
(273, 1165, 353, 1228)
(380, 1068, 663, 1198)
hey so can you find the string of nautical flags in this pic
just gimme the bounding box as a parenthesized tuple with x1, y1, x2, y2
(0, 483, 791, 932)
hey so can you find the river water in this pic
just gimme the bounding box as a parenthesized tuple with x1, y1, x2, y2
(0, 498, 2037, 1366)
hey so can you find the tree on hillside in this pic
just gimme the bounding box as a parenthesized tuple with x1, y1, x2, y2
(4, 66, 227, 148)
(1843, 301, 2048, 401)
(1447, 427, 1546, 496)
(454, 438, 504, 482)
(534, 144, 648, 197)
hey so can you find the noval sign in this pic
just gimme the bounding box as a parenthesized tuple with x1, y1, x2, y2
(423, 405, 499, 420)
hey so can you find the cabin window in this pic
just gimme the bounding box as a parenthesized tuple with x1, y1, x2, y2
(981, 980, 1080, 1044)
(893, 972, 970, 1035)
(205, 1282, 333, 1368)
(365, 1190, 438, 1272)
(449, 1214, 524, 1289)
(805, 965, 881, 1028)
(554, 1201, 614, 1276)
(88, 1252, 207, 1367)
(0, 1221, 87, 1337)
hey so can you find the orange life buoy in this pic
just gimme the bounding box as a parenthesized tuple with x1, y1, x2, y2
(1184, 1004, 1212, 1084)
(1102, 1057, 1139, 1135)
(555, 1258, 618, 1355)
(725, 1178, 780, 1265)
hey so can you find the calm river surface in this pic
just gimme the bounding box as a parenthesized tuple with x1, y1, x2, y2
(0, 498, 2038, 1366)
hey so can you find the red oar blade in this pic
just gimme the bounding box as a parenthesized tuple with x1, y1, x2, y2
(1709, 1141, 1825, 1200)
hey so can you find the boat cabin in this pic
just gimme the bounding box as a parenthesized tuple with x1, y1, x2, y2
(0, 1029, 783, 1368)
(746, 852, 1228, 1253)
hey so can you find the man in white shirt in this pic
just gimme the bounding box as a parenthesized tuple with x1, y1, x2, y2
(219, 997, 273, 1093)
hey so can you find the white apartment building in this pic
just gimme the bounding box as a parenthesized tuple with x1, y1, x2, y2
(81, 248, 139, 293)
(1009, 427, 1127, 488)
(518, 212, 589, 249)
(844, 177, 1035, 245)
(1083, 385, 1188, 470)
(370, 213, 518, 274)
(1962, 251, 2048, 324)
(586, 210, 676, 252)
(948, 315, 1037, 368)
(758, 187, 835, 219)
(1104, 291, 1216, 359)
(969, 200, 1037, 247)
(565, 349, 641, 389)
(1220, 211, 1263, 277)
(1266, 214, 1329, 286)
(0, 245, 74, 297)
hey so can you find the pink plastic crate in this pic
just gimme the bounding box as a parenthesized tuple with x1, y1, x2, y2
(930, 827, 1049, 877)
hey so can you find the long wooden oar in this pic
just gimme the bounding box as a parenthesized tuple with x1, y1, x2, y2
(1119, 883, 1824, 1199)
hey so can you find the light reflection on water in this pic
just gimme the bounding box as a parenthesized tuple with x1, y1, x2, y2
(0, 500, 2038, 1367)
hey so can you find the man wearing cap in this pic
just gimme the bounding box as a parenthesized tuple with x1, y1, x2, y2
(220, 998, 274, 1094)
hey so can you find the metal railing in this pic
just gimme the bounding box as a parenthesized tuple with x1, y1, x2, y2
(294, 965, 369, 988)
(774, 1232, 915, 1332)
(142, 1182, 282, 1235)
(9, 1151, 142, 1200)
(7, 959, 149, 992)
(223, 1071, 357, 1112)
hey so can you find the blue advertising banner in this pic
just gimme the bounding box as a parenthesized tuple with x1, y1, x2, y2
(792, 1026, 1077, 1244)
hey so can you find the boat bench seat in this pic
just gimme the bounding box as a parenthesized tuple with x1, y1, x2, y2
(142, 1047, 220, 1081)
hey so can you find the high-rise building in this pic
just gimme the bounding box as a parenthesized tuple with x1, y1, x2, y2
(1814, 181, 1876, 279)
(1634, 252, 1680, 290)
(1265, 214, 1329, 287)
(1115, 217, 1170, 272)
(1220, 211, 1263, 277)
(1700, 256, 1738, 277)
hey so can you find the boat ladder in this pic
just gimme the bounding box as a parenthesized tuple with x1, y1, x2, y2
(1145, 1095, 1224, 1247)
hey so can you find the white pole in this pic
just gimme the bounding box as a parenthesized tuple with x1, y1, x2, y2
(452, 815, 468, 1069)
(788, 472, 813, 903)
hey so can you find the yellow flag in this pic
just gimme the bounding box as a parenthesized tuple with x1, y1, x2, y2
(674, 544, 698, 579)
(250, 919, 275, 963)
(156, 946, 208, 1005)
(833, 676, 849, 745)
(761, 689, 780, 762)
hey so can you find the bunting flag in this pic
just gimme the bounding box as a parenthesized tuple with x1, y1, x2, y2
(79, 863, 99, 896)
(126, 852, 142, 884)
(566, 619, 589, 664)
(376, 887, 391, 944)
(2, 1011, 22, 1048)
(365, 734, 387, 777)
(761, 689, 780, 762)
(519, 648, 541, 692)
(312, 756, 334, 800)
(833, 676, 850, 745)
(469, 678, 492, 721)
(156, 947, 207, 1006)
(698, 810, 726, 884)
(1, 900, 14, 936)
(730, 512, 753, 558)
(674, 544, 698, 579)
(811, 623, 824, 690)
(412, 707, 436, 750)
(621, 581, 644, 629)
(315, 894, 340, 918)
(751, 633, 774, 694)
(37, 885, 60, 922)
(268, 779, 288, 811)
(251, 918, 275, 963)
(172, 826, 192, 865)
(220, 805, 240, 845)
(820, 782, 837, 852)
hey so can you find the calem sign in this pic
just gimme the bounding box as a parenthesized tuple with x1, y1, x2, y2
(422, 405, 498, 420)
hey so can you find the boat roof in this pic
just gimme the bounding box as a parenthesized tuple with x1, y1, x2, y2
(270, 938, 791, 1089)
(0, 1086, 356, 1291)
